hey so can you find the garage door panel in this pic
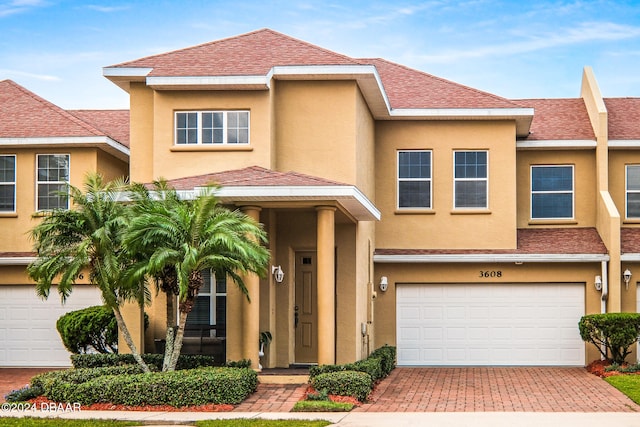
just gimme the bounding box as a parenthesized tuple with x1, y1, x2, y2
(0, 285, 102, 367)
(397, 283, 584, 366)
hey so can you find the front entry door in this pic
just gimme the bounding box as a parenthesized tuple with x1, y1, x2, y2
(294, 252, 317, 363)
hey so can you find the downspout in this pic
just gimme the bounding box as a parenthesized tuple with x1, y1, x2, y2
(600, 260, 608, 361)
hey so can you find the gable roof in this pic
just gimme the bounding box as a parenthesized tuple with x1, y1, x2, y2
(69, 110, 130, 148)
(0, 80, 130, 159)
(515, 98, 595, 141)
(605, 98, 640, 140)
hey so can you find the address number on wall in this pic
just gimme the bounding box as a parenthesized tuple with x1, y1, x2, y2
(479, 270, 502, 278)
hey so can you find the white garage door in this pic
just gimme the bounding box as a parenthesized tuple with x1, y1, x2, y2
(397, 283, 585, 366)
(0, 285, 103, 367)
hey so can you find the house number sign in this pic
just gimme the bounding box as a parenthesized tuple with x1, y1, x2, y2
(479, 270, 502, 278)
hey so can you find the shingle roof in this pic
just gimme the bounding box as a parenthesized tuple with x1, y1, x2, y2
(0, 80, 130, 150)
(108, 29, 521, 110)
(164, 165, 348, 190)
(605, 98, 640, 140)
(69, 110, 130, 148)
(621, 228, 640, 254)
(375, 228, 607, 255)
(365, 58, 523, 109)
(515, 98, 595, 141)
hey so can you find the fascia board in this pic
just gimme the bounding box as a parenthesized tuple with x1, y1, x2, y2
(0, 136, 130, 160)
(609, 140, 640, 148)
(621, 253, 640, 261)
(146, 75, 270, 90)
(0, 257, 37, 265)
(517, 140, 597, 149)
(389, 107, 534, 119)
(373, 253, 609, 263)
(102, 67, 153, 78)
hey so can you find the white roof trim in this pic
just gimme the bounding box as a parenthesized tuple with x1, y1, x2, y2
(374, 253, 609, 263)
(390, 107, 533, 118)
(0, 257, 37, 265)
(621, 253, 640, 261)
(147, 75, 270, 89)
(102, 67, 153, 77)
(0, 136, 129, 160)
(517, 140, 597, 149)
(609, 140, 640, 148)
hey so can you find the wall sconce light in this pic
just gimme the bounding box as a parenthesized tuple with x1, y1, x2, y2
(594, 275, 602, 291)
(272, 265, 284, 283)
(379, 276, 388, 292)
(623, 269, 632, 290)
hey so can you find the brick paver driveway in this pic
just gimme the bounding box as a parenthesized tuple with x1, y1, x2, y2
(355, 367, 638, 412)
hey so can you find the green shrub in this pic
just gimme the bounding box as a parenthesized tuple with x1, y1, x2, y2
(71, 353, 216, 370)
(224, 359, 252, 368)
(369, 344, 396, 377)
(579, 313, 640, 364)
(47, 367, 257, 406)
(306, 388, 329, 401)
(4, 385, 43, 402)
(311, 371, 372, 402)
(56, 306, 118, 354)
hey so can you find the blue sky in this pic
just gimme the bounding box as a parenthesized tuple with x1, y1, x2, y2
(1, 0, 639, 109)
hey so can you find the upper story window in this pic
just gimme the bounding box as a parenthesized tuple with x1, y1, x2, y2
(175, 111, 249, 145)
(626, 165, 640, 218)
(531, 165, 573, 219)
(0, 155, 16, 212)
(398, 150, 432, 209)
(36, 154, 69, 211)
(454, 151, 488, 209)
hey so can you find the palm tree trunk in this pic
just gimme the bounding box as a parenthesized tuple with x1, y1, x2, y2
(167, 309, 188, 371)
(162, 326, 175, 371)
(112, 305, 151, 373)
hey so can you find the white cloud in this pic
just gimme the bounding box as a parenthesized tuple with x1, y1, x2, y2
(0, 68, 59, 81)
(0, 0, 47, 17)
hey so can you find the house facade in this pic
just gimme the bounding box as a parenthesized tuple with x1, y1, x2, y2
(0, 79, 130, 366)
(2, 28, 640, 368)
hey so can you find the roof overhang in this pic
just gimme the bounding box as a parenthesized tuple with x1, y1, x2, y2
(103, 64, 533, 137)
(516, 140, 597, 150)
(0, 136, 130, 161)
(374, 253, 609, 263)
(0, 256, 37, 266)
(609, 140, 640, 149)
(621, 253, 640, 262)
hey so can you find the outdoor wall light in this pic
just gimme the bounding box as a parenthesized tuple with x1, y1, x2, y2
(623, 269, 632, 290)
(272, 265, 285, 283)
(594, 275, 602, 291)
(379, 276, 388, 292)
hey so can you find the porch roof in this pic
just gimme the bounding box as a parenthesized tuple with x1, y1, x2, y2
(374, 228, 609, 263)
(0, 252, 37, 265)
(163, 166, 381, 221)
(621, 228, 640, 261)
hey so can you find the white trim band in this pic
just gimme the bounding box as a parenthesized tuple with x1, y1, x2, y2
(374, 253, 609, 263)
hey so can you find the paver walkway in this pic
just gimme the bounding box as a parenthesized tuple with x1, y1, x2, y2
(2, 367, 637, 412)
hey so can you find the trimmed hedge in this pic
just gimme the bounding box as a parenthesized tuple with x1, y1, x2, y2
(309, 345, 396, 382)
(56, 305, 118, 354)
(71, 353, 216, 370)
(369, 344, 396, 377)
(32, 366, 257, 406)
(311, 371, 372, 402)
(579, 313, 640, 364)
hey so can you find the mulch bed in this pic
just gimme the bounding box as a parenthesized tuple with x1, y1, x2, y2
(586, 359, 640, 378)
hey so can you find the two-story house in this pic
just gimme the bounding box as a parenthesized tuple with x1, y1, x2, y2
(2, 28, 639, 368)
(0, 79, 130, 366)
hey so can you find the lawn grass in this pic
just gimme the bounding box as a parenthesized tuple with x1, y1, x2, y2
(291, 400, 354, 412)
(0, 419, 140, 427)
(605, 375, 640, 405)
(196, 420, 331, 427)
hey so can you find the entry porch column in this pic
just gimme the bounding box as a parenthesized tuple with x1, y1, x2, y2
(316, 206, 336, 365)
(241, 206, 262, 370)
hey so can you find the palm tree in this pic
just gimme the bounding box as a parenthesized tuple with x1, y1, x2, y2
(27, 173, 151, 372)
(123, 181, 270, 371)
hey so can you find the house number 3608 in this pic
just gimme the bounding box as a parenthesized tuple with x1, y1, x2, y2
(479, 270, 502, 278)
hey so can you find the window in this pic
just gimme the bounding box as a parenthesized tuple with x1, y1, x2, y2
(454, 151, 487, 208)
(626, 165, 640, 218)
(36, 154, 69, 211)
(398, 150, 431, 209)
(531, 165, 573, 219)
(175, 111, 249, 145)
(184, 269, 226, 338)
(0, 155, 16, 212)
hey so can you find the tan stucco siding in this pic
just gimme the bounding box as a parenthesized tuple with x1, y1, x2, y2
(275, 80, 359, 185)
(375, 120, 517, 250)
(129, 83, 154, 182)
(516, 150, 597, 227)
(96, 150, 128, 183)
(355, 87, 376, 199)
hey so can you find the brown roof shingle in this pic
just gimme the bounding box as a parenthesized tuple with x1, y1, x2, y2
(70, 110, 130, 148)
(622, 228, 640, 254)
(515, 98, 595, 141)
(375, 228, 607, 256)
(605, 98, 640, 140)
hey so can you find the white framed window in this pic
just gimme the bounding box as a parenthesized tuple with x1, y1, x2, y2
(175, 111, 249, 145)
(183, 269, 227, 338)
(626, 165, 640, 218)
(531, 165, 574, 219)
(36, 154, 69, 211)
(454, 150, 488, 209)
(0, 155, 16, 212)
(397, 150, 432, 209)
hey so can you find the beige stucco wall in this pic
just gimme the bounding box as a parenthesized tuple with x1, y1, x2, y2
(516, 150, 597, 227)
(375, 120, 517, 250)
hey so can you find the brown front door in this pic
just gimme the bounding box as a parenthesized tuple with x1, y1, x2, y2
(294, 252, 317, 363)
